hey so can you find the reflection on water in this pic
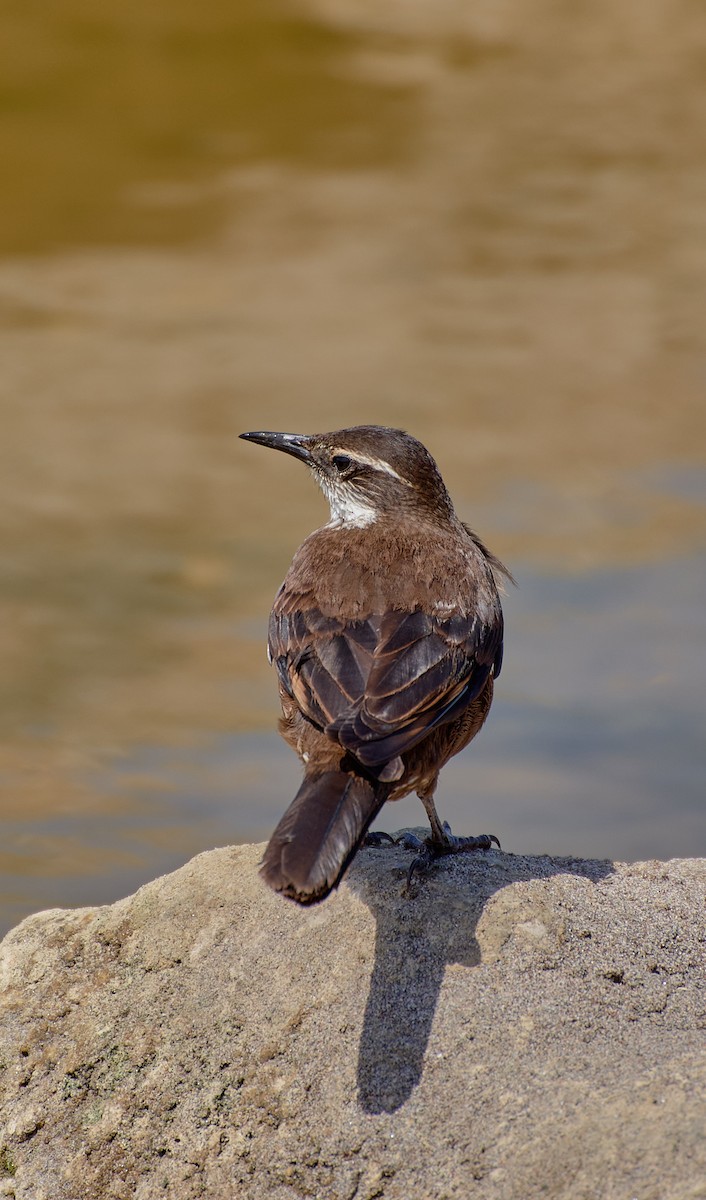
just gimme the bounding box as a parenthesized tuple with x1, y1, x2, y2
(1, 0, 705, 934)
(0, 0, 413, 255)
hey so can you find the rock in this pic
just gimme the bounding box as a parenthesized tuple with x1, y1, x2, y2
(0, 842, 704, 1200)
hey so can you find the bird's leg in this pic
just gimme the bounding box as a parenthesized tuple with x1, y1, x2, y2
(400, 787, 500, 891)
(419, 790, 500, 852)
(418, 787, 447, 844)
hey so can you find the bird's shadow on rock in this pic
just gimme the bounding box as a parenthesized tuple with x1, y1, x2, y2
(346, 838, 615, 1115)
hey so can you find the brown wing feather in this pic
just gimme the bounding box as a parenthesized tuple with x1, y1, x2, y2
(268, 599, 503, 773)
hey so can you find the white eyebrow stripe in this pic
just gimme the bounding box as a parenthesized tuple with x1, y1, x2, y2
(332, 451, 409, 483)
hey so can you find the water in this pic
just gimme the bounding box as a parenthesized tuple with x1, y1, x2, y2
(1, 0, 705, 936)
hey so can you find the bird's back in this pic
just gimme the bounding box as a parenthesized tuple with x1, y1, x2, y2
(275, 515, 505, 621)
(268, 516, 505, 785)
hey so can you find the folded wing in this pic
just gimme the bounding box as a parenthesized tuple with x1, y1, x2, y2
(268, 598, 503, 777)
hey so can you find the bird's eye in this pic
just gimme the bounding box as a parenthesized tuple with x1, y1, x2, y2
(332, 454, 353, 473)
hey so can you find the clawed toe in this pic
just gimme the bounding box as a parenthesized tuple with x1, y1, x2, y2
(405, 843, 436, 893)
(364, 831, 396, 847)
(431, 822, 501, 855)
(442, 831, 501, 854)
(365, 829, 426, 851)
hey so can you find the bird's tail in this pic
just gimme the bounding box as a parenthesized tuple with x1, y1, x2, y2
(259, 770, 387, 904)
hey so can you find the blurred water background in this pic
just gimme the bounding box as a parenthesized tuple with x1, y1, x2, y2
(1, 0, 705, 935)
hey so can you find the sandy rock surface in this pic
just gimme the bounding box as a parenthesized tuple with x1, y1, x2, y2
(0, 842, 704, 1200)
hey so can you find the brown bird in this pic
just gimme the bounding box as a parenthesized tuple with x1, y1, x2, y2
(239, 425, 512, 903)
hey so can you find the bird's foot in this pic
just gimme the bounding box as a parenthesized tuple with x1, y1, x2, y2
(365, 823, 500, 894)
(405, 822, 500, 895)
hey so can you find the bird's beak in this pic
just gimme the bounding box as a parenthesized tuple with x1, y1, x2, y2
(239, 431, 313, 464)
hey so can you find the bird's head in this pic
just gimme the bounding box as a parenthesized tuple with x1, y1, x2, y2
(239, 425, 455, 528)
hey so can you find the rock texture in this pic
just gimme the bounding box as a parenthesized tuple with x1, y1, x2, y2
(0, 842, 704, 1200)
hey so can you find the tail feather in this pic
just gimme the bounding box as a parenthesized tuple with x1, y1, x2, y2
(260, 771, 386, 904)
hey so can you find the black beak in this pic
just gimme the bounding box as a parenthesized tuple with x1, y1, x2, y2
(239, 430, 313, 464)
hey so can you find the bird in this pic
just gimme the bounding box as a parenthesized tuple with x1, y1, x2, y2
(239, 424, 512, 904)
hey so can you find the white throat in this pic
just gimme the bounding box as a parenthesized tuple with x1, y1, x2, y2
(318, 476, 377, 528)
(326, 492, 377, 529)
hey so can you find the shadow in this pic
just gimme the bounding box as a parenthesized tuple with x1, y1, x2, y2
(347, 839, 615, 1114)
